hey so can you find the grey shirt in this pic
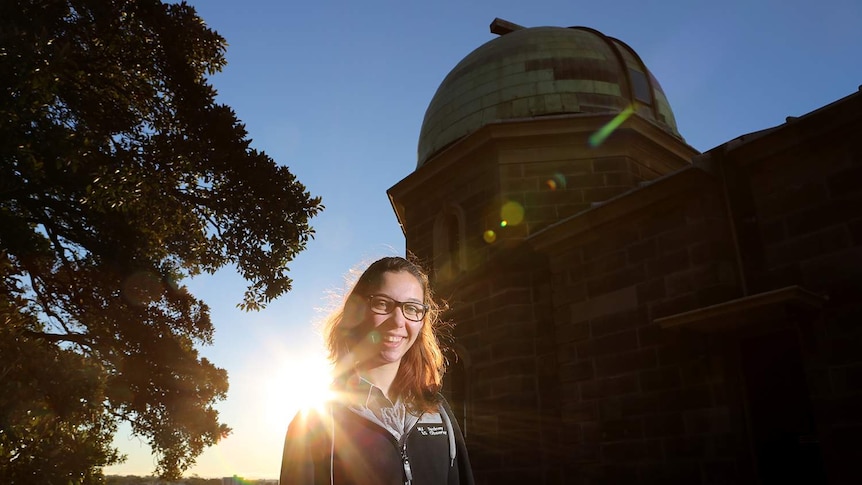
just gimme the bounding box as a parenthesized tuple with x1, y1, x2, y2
(343, 375, 443, 441)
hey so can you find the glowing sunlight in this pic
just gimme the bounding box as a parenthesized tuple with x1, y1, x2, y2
(261, 351, 334, 428)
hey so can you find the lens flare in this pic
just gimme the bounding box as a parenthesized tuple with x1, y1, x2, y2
(500, 220, 508, 228)
(589, 104, 635, 147)
(500, 201, 525, 226)
(545, 173, 567, 191)
(368, 330, 381, 344)
(483, 230, 497, 243)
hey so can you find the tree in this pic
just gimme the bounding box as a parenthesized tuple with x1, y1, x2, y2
(0, 0, 322, 481)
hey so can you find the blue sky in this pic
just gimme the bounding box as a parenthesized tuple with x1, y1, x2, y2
(106, 0, 862, 479)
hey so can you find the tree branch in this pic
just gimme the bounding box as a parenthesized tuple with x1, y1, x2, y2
(23, 328, 94, 347)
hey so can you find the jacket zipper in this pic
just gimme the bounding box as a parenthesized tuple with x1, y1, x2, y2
(400, 412, 425, 485)
(401, 441, 413, 484)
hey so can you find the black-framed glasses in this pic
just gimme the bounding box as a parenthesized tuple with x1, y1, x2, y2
(367, 295, 428, 322)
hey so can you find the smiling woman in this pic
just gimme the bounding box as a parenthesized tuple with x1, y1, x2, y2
(278, 256, 474, 485)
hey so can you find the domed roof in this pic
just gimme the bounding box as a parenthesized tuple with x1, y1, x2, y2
(417, 22, 682, 167)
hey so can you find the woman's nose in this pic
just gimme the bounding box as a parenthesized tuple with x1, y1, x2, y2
(392, 308, 409, 327)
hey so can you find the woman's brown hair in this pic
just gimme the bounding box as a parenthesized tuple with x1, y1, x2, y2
(323, 256, 446, 412)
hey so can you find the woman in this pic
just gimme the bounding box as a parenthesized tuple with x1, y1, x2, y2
(280, 256, 474, 485)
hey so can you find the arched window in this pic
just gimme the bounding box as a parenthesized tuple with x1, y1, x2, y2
(433, 205, 466, 281)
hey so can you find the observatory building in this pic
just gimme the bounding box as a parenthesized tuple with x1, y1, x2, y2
(388, 18, 861, 485)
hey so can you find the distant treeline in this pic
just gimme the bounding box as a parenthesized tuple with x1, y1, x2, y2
(105, 476, 277, 485)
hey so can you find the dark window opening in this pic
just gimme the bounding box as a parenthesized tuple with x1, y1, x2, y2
(740, 328, 826, 485)
(629, 68, 652, 104)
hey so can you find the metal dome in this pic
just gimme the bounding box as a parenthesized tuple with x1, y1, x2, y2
(417, 22, 682, 167)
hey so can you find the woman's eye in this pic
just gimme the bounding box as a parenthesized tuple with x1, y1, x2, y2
(371, 297, 391, 311)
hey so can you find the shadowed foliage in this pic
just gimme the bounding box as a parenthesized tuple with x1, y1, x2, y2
(0, 0, 322, 482)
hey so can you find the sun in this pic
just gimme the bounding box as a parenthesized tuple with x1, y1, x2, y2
(262, 350, 334, 427)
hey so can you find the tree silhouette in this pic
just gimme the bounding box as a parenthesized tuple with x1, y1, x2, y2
(0, 0, 322, 481)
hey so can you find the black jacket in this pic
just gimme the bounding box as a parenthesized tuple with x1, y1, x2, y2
(280, 395, 473, 485)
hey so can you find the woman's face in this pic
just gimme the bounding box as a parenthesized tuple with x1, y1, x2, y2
(360, 270, 425, 368)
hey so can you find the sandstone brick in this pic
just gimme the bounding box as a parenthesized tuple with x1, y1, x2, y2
(748, 147, 841, 197)
(601, 417, 644, 441)
(501, 164, 524, 178)
(557, 202, 592, 219)
(710, 433, 741, 459)
(580, 373, 639, 400)
(522, 159, 593, 178)
(480, 467, 537, 484)
(576, 329, 639, 359)
(695, 284, 740, 308)
(586, 265, 646, 298)
(827, 164, 862, 197)
(602, 463, 641, 483)
(583, 226, 640, 260)
(679, 359, 711, 387)
(658, 334, 709, 366)
(559, 360, 594, 383)
(604, 171, 637, 187)
(590, 309, 644, 338)
(646, 249, 690, 280)
(643, 413, 685, 438)
(759, 218, 787, 245)
(785, 193, 862, 238)
(562, 400, 598, 424)
(620, 394, 660, 417)
(491, 288, 537, 308)
(583, 250, 627, 278)
(683, 407, 731, 435)
(689, 240, 734, 266)
(523, 186, 584, 206)
(701, 459, 742, 485)
(638, 322, 675, 348)
(566, 172, 609, 186)
(552, 281, 587, 305)
(490, 338, 534, 360)
(640, 204, 688, 239)
(639, 462, 702, 485)
(564, 443, 601, 464)
(601, 441, 647, 463)
(488, 305, 536, 328)
(557, 320, 589, 343)
(581, 420, 601, 443)
(663, 435, 708, 460)
(570, 286, 638, 324)
(636, 278, 667, 303)
(594, 348, 658, 377)
(640, 366, 682, 392)
(598, 396, 622, 420)
(649, 293, 698, 320)
(501, 176, 541, 192)
(657, 386, 713, 413)
(756, 180, 829, 219)
(583, 185, 629, 203)
(593, 157, 627, 172)
(628, 238, 657, 264)
(657, 225, 705, 254)
(749, 263, 803, 293)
